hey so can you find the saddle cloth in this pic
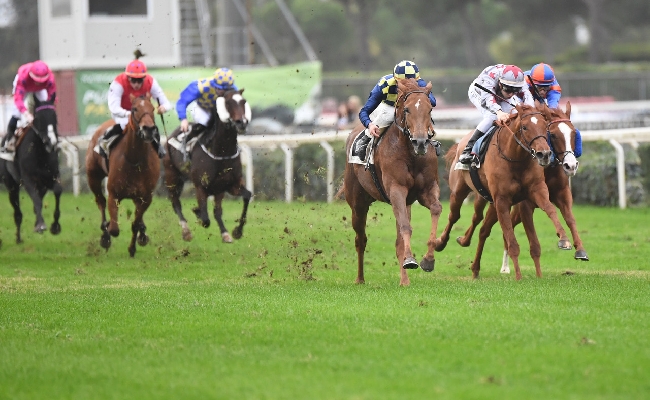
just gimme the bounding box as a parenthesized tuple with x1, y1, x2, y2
(166, 132, 201, 154)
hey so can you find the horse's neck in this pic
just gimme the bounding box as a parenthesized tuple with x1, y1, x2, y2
(208, 124, 238, 155)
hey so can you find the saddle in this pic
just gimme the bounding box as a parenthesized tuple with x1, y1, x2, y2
(166, 131, 203, 155)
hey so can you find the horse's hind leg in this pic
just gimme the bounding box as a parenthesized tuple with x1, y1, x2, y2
(164, 167, 192, 241)
(49, 180, 63, 235)
(129, 196, 152, 257)
(471, 204, 500, 279)
(23, 180, 47, 233)
(519, 204, 543, 278)
(7, 182, 23, 244)
(193, 187, 211, 228)
(456, 195, 487, 247)
(231, 186, 252, 240)
(435, 182, 471, 251)
(212, 193, 232, 243)
(554, 188, 588, 260)
(350, 203, 370, 285)
(418, 183, 442, 273)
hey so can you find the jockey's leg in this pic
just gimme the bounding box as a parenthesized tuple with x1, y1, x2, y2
(181, 124, 206, 162)
(354, 128, 372, 160)
(2, 116, 19, 151)
(98, 124, 123, 158)
(458, 129, 485, 164)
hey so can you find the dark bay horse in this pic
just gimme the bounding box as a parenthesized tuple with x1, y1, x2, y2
(436, 102, 569, 280)
(453, 102, 589, 273)
(0, 95, 62, 243)
(85, 94, 160, 257)
(163, 89, 252, 242)
(342, 78, 441, 286)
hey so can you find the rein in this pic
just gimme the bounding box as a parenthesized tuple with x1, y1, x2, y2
(497, 111, 547, 162)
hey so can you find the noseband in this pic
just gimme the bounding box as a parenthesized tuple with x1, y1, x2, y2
(394, 90, 435, 143)
(546, 118, 575, 164)
(500, 111, 547, 162)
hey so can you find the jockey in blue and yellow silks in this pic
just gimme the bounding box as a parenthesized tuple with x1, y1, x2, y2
(354, 60, 437, 161)
(175, 67, 238, 160)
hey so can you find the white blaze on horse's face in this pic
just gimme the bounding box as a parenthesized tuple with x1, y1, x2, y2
(558, 122, 579, 176)
(415, 99, 421, 110)
(530, 116, 539, 125)
(47, 125, 57, 147)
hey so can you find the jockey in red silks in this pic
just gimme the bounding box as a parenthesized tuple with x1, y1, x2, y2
(1, 60, 56, 152)
(97, 51, 172, 159)
(457, 64, 535, 167)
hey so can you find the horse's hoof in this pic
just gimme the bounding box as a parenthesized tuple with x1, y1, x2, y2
(182, 229, 193, 242)
(420, 257, 435, 272)
(50, 223, 61, 235)
(456, 236, 470, 247)
(402, 257, 418, 269)
(222, 232, 233, 243)
(129, 246, 136, 257)
(574, 250, 589, 261)
(100, 233, 111, 250)
(558, 240, 573, 250)
(34, 223, 47, 233)
(137, 234, 149, 247)
(434, 239, 447, 252)
(232, 226, 243, 239)
(201, 219, 210, 228)
(500, 266, 510, 274)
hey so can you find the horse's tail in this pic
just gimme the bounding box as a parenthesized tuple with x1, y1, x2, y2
(441, 143, 459, 184)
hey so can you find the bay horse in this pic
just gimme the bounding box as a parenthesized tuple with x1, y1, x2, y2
(163, 89, 252, 242)
(0, 95, 62, 244)
(435, 102, 570, 280)
(85, 94, 160, 257)
(342, 78, 441, 286)
(453, 102, 588, 273)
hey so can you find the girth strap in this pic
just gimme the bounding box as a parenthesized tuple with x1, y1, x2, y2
(469, 166, 493, 203)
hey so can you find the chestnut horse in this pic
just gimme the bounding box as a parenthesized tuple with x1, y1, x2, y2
(453, 102, 588, 273)
(342, 78, 441, 286)
(163, 89, 251, 242)
(85, 94, 161, 257)
(0, 95, 61, 243)
(436, 102, 569, 280)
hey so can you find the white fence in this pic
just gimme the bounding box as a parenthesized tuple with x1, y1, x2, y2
(59, 126, 650, 209)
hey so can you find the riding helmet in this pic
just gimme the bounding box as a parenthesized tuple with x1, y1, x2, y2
(529, 63, 556, 86)
(29, 60, 51, 83)
(393, 60, 420, 80)
(214, 68, 234, 88)
(498, 65, 526, 88)
(125, 60, 147, 78)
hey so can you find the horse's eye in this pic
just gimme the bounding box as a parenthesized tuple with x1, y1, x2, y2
(404, 107, 409, 113)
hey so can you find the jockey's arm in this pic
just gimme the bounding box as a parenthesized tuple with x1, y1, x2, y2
(107, 81, 129, 118)
(150, 78, 173, 114)
(359, 85, 383, 129)
(175, 81, 201, 121)
(546, 89, 561, 109)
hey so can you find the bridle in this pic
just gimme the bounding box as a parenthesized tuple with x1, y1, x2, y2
(393, 90, 436, 144)
(498, 111, 547, 162)
(129, 97, 157, 139)
(546, 118, 575, 164)
(30, 104, 58, 152)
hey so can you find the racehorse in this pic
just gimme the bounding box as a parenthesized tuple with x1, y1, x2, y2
(452, 102, 588, 273)
(85, 94, 160, 257)
(0, 95, 62, 244)
(163, 89, 252, 242)
(342, 78, 441, 286)
(435, 102, 570, 280)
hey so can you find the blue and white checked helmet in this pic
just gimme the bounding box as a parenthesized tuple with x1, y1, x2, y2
(393, 60, 420, 80)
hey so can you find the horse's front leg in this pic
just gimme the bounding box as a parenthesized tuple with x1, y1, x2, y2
(528, 184, 568, 251)
(129, 195, 152, 257)
(457, 195, 488, 247)
(193, 187, 211, 228)
(106, 193, 121, 238)
(50, 179, 62, 235)
(493, 198, 522, 280)
(418, 183, 442, 272)
(389, 187, 415, 286)
(519, 203, 543, 278)
(231, 186, 252, 240)
(554, 187, 588, 260)
(7, 182, 23, 244)
(212, 193, 232, 243)
(22, 179, 47, 233)
(165, 170, 192, 241)
(470, 203, 499, 279)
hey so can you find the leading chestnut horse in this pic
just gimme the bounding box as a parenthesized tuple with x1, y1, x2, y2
(436, 102, 570, 280)
(342, 78, 441, 286)
(0, 95, 62, 244)
(85, 94, 161, 257)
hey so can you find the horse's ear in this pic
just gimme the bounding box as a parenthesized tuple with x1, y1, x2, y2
(51, 93, 56, 103)
(239, 88, 245, 94)
(565, 101, 571, 117)
(130, 93, 136, 102)
(425, 81, 433, 92)
(146, 92, 152, 100)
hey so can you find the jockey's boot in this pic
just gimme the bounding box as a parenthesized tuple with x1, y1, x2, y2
(458, 129, 484, 164)
(152, 131, 166, 159)
(354, 130, 372, 161)
(1, 116, 19, 152)
(181, 124, 205, 162)
(98, 124, 123, 158)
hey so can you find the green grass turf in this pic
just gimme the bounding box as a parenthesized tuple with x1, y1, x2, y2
(0, 193, 648, 399)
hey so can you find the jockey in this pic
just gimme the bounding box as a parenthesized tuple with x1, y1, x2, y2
(525, 63, 582, 157)
(355, 60, 437, 161)
(99, 51, 172, 159)
(175, 67, 238, 161)
(458, 64, 535, 165)
(1, 60, 56, 152)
